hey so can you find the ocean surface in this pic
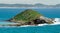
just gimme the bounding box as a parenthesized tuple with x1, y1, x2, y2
(0, 8, 60, 33)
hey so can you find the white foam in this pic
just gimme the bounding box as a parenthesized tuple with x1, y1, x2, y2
(37, 24, 48, 26)
(20, 25, 34, 27)
(37, 22, 60, 26)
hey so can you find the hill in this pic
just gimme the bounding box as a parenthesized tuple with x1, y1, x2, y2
(10, 9, 42, 23)
(8, 9, 53, 26)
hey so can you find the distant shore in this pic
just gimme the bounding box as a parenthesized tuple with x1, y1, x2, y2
(0, 7, 60, 9)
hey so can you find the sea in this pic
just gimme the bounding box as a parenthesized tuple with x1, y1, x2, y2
(0, 8, 60, 33)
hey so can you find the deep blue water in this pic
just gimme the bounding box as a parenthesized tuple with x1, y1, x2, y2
(0, 8, 60, 20)
(0, 8, 60, 33)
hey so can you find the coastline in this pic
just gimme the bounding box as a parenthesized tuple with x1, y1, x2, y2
(0, 7, 60, 9)
(0, 21, 60, 27)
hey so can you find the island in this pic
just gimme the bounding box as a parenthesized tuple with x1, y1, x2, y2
(6, 9, 54, 26)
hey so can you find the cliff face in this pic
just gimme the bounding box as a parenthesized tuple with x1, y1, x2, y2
(10, 9, 42, 23)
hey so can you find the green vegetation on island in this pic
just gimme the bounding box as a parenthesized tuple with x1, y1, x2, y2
(9, 9, 53, 26)
(11, 9, 42, 22)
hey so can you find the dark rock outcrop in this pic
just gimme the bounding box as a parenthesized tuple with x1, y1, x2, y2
(33, 19, 47, 24)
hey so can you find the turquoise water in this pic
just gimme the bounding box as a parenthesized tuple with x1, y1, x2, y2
(0, 25, 60, 33)
(0, 8, 60, 33)
(0, 21, 18, 25)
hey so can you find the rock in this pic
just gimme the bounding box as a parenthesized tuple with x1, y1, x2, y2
(33, 19, 46, 24)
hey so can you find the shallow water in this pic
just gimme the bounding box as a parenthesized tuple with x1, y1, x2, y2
(0, 21, 18, 25)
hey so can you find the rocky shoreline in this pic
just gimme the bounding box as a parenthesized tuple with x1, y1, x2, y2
(5, 16, 54, 26)
(0, 18, 59, 26)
